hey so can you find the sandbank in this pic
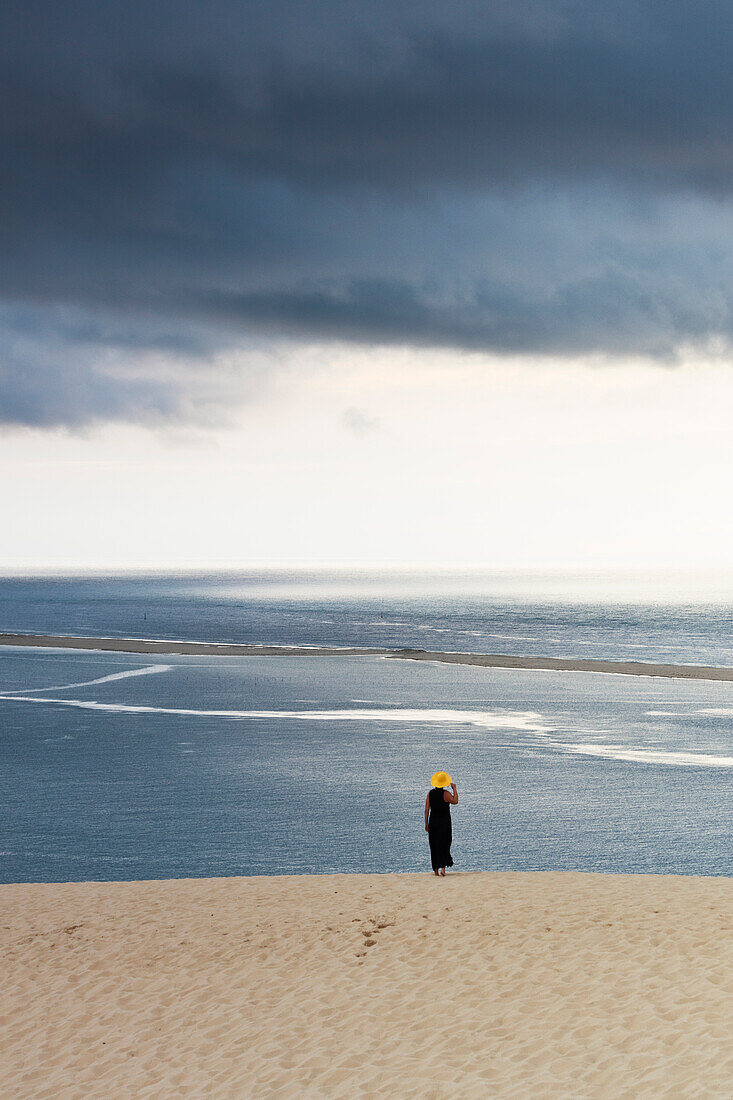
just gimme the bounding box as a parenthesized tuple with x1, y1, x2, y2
(2, 871, 731, 1098)
(4, 631, 733, 681)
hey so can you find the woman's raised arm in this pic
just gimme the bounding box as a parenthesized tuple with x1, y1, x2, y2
(444, 782, 458, 805)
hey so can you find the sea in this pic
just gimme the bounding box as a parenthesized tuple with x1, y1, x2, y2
(0, 569, 731, 883)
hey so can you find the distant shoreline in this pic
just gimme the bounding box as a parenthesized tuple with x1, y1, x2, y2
(3, 631, 733, 682)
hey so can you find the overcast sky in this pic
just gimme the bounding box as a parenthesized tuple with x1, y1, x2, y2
(3, 1, 733, 568)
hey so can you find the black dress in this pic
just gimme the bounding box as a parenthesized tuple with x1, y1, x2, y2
(427, 787, 454, 871)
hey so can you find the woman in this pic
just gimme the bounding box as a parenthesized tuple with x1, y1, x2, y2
(425, 771, 458, 876)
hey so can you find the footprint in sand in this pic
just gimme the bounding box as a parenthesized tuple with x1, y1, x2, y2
(357, 918, 394, 954)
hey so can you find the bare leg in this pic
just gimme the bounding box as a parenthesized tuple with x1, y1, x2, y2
(434, 869, 439, 876)
(440, 867, 446, 876)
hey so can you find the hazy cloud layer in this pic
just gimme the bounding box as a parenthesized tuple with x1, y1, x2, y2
(2, 1, 733, 426)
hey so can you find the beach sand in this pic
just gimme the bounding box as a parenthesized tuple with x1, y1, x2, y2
(2, 872, 731, 1098)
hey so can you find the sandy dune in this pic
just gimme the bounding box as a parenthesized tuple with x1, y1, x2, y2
(1, 871, 731, 1098)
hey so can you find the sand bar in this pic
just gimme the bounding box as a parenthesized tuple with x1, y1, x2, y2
(0, 632, 383, 658)
(4, 631, 733, 682)
(2, 871, 731, 1098)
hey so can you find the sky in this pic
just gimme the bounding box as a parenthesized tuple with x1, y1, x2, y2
(3, 1, 733, 569)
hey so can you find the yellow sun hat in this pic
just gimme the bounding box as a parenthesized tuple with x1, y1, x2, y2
(431, 771, 452, 788)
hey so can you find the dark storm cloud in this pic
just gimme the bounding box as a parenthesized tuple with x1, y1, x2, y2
(0, 303, 243, 429)
(2, 1, 733, 426)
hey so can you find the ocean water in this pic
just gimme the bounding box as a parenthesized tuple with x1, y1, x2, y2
(2, 568, 733, 665)
(1, 572, 732, 882)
